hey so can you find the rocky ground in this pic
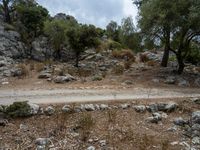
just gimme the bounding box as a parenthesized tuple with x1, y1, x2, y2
(1, 98, 200, 150)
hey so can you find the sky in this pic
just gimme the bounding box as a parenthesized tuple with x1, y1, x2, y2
(37, 0, 138, 29)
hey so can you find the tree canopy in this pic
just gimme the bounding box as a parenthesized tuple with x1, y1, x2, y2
(134, 0, 200, 73)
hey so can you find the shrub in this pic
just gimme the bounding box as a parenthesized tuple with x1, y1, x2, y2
(107, 109, 117, 123)
(169, 55, 176, 62)
(5, 101, 31, 118)
(77, 113, 95, 141)
(108, 40, 123, 50)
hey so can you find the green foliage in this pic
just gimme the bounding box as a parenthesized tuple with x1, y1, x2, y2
(15, 1, 49, 40)
(108, 40, 123, 50)
(185, 42, 200, 65)
(44, 19, 69, 59)
(135, 0, 200, 73)
(5, 101, 31, 118)
(119, 17, 142, 52)
(66, 24, 100, 67)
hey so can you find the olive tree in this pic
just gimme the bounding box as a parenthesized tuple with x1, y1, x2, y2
(66, 24, 100, 67)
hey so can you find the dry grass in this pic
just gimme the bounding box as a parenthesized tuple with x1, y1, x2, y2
(124, 60, 133, 70)
(17, 64, 29, 77)
(35, 63, 45, 72)
(77, 113, 95, 142)
(112, 64, 124, 75)
(147, 60, 157, 66)
(112, 49, 135, 62)
(140, 53, 150, 62)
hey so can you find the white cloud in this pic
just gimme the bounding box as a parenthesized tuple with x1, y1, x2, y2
(37, 0, 138, 28)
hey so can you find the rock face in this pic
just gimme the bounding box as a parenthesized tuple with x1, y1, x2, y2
(31, 36, 53, 61)
(0, 23, 26, 58)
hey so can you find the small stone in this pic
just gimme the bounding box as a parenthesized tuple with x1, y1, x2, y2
(87, 146, 95, 150)
(1, 82, 9, 85)
(37, 145, 46, 150)
(28, 103, 40, 115)
(162, 112, 168, 119)
(35, 138, 50, 146)
(173, 117, 188, 126)
(147, 104, 158, 112)
(170, 141, 179, 146)
(20, 124, 29, 132)
(152, 79, 160, 83)
(99, 140, 106, 147)
(120, 103, 130, 109)
(178, 79, 190, 87)
(100, 104, 109, 110)
(134, 105, 146, 112)
(192, 124, 200, 131)
(164, 102, 178, 112)
(123, 80, 133, 85)
(62, 105, 73, 113)
(84, 104, 96, 111)
(164, 76, 176, 84)
(45, 106, 55, 115)
(0, 119, 8, 126)
(93, 137, 99, 142)
(192, 111, 200, 124)
(88, 139, 94, 143)
(38, 72, 51, 79)
(167, 126, 177, 132)
(146, 117, 159, 124)
(192, 98, 200, 104)
(152, 112, 162, 120)
(74, 106, 82, 113)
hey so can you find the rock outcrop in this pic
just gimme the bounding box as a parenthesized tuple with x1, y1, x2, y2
(0, 23, 26, 59)
(31, 36, 53, 61)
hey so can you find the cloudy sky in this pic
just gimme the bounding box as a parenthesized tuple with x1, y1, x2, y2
(37, 0, 138, 28)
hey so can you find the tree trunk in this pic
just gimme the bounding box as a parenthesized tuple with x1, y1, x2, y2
(161, 46, 169, 67)
(3, 1, 11, 23)
(161, 28, 170, 67)
(75, 52, 80, 68)
(176, 51, 185, 74)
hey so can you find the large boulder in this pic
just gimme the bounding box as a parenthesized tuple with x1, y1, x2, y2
(54, 74, 76, 83)
(31, 36, 53, 61)
(0, 23, 26, 58)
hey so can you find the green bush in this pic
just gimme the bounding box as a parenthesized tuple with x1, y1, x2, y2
(108, 40, 123, 50)
(5, 102, 31, 118)
(185, 43, 200, 65)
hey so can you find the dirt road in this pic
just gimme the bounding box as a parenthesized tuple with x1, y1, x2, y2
(0, 87, 200, 105)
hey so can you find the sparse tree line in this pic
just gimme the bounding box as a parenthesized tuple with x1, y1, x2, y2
(0, 0, 199, 73)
